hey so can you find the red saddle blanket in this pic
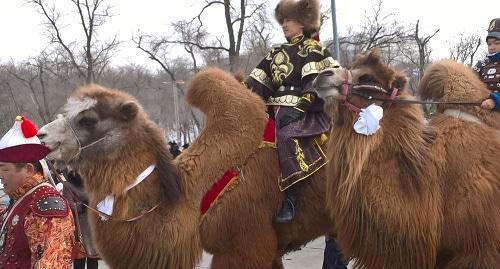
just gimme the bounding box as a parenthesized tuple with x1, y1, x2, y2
(200, 118, 276, 215)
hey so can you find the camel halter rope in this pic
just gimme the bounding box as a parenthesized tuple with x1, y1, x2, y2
(64, 117, 108, 163)
(316, 69, 483, 113)
(50, 123, 162, 222)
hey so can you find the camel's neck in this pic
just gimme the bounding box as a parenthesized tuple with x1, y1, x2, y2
(328, 101, 440, 269)
(78, 144, 156, 199)
(330, 101, 431, 205)
(75, 135, 201, 269)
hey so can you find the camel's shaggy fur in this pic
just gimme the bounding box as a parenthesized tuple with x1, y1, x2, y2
(419, 59, 500, 129)
(198, 144, 334, 269)
(318, 51, 500, 269)
(38, 68, 267, 269)
(186, 71, 336, 268)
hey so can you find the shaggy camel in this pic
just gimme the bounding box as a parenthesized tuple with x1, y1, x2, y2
(38, 67, 341, 268)
(419, 59, 500, 130)
(196, 134, 334, 269)
(188, 72, 337, 269)
(37, 68, 269, 269)
(313, 50, 500, 269)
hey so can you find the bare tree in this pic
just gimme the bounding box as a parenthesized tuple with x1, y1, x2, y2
(449, 33, 482, 66)
(0, 77, 21, 132)
(241, 6, 275, 72)
(132, 0, 269, 132)
(338, 0, 407, 66)
(134, 35, 203, 131)
(6, 61, 52, 124)
(28, 0, 120, 84)
(399, 20, 439, 81)
(140, 0, 267, 72)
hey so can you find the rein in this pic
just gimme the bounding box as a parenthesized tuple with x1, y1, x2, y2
(47, 161, 161, 223)
(64, 118, 107, 163)
(316, 69, 482, 110)
(349, 89, 482, 106)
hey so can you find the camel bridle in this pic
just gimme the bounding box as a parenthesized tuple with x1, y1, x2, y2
(54, 117, 162, 222)
(47, 160, 162, 223)
(316, 69, 482, 113)
(64, 116, 108, 163)
(336, 69, 399, 113)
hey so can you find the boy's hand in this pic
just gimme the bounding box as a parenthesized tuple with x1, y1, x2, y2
(481, 98, 495, 110)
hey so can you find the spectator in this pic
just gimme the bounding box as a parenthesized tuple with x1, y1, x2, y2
(168, 141, 181, 158)
(63, 170, 99, 269)
(473, 18, 500, 110)
(0, 116, 74, 269)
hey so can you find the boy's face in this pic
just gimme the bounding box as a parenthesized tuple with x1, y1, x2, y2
(487, 37, 500, 54)
(281, 18, 304, 39)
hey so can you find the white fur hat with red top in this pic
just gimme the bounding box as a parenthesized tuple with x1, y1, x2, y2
(0, 116, 51, 163)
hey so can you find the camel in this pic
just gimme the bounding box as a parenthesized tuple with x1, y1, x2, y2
(37, 68, 269, 269)
(37, 67, 339, 269)
(313, 50, 500, 269)
(196, 133, 334, 269)
(419, 59, 500, 130)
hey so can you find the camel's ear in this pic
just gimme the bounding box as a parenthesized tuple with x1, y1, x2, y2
(119, 101, 139, 121)
(392, 74, 407, 90)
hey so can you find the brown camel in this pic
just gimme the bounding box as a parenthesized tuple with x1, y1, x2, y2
(313, 50, 500, 269)
(196, 136, 334, 269)
(38, 66, 341, 268)
(189, 73, 337, 269)
(37, 68, 269, 269)
(419, 59, 500, 129)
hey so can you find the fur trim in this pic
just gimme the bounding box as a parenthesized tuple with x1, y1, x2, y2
(275, 0, 320, 33)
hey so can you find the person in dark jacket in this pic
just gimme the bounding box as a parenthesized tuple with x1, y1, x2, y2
(63, 170, 99, 269)
(473, 18, 500, 110)
(168, 141, 181, 158)
(245, 0, 339, 223)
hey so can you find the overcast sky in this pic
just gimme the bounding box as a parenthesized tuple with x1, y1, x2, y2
(0, 0, 498, 69)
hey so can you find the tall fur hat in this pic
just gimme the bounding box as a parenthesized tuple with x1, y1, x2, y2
(275, 0, 321, 34)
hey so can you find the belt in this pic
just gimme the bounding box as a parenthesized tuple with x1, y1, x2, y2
(277, 85, 301, 92)
(266, 95, 301, 106)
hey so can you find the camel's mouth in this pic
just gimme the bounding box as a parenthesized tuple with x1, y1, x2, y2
(313, 69, 343, 99)
(39, 140, 59, 151)
(46, 142, 61, 154)
(317, 86, 341, 100)
(38, 118, 77, 162)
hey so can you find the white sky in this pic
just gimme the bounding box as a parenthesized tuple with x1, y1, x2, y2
(0, 0, 498, 69)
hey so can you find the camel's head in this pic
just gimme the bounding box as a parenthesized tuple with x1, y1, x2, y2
(314, 49, 408, 113)
(38, 84, 144, 164)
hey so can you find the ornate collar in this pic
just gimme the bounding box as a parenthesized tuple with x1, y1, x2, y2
(287, 35, 304, 45)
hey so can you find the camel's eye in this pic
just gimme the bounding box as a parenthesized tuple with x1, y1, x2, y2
(358, 74, 377, 84)
(78, 116, 97, 128)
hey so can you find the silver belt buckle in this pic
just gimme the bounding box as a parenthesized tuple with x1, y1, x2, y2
(278, 86, 297, 91)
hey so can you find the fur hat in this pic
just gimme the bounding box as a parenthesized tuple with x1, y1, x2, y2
(487, 18, 500, 40)
(275, 0, 321, 34)
(0, 116, 51, 163)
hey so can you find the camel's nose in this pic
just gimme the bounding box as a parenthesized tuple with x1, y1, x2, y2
(37, 131, 47, 140)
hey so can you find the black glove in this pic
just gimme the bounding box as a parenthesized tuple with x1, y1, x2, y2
(278, 93, 315, 129)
